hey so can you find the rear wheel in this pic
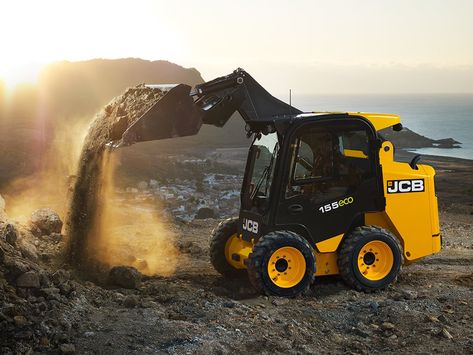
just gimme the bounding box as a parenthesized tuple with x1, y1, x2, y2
(247, 231, 315, 297)
(338, 226, 403, 292)
(210, 218, 246, 278)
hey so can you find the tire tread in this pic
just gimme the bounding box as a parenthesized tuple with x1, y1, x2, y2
(338, 225, 403, 292)
(247, 231, 315, 297)
(209, 218, 245, 278)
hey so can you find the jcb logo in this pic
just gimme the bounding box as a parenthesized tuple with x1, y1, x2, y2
(242, 218, 259, 234)
(387, 179, 424, 194)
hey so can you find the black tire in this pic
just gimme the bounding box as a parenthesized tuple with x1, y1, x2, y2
(210, 218, 246, 278)
(338, 226, 403, 292)
(247, 231, 315, 297)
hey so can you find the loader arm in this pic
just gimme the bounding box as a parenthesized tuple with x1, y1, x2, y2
(116, 68, 301, 146)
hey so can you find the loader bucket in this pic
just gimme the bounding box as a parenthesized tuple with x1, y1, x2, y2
(109, 68, 300, 148)
(113, 84, 204, 147)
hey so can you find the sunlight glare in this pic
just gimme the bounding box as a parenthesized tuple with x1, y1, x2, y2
(0, 0, 186, 90)
(0, 61, 43, 91)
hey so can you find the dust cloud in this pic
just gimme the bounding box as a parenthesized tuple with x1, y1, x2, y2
(87, 152, 178, 276)
(2, 118, 89, 222)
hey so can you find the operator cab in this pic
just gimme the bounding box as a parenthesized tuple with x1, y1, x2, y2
(239, 114, 385, 246)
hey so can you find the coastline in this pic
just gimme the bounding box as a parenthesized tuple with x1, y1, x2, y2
(396, 149, 473, 164)
(396, 149, 473, 216)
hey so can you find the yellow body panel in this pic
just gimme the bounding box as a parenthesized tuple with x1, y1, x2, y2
(316, 234, 343, 252)
(432, 236, 441, 253)
(343, 149, 368, 159)
(314, 252, 339, 276)
(366, 141, 441, 261)
(348, 112, 401, 131)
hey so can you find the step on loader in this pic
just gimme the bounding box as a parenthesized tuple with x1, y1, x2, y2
(110, 69, 441, 297)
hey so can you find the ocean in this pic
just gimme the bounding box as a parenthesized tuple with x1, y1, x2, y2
(287, 94, 473, 160)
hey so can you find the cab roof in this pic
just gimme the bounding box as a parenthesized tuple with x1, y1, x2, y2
(295, 112, 401, 131)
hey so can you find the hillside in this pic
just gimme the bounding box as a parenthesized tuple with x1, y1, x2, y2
(0, 59, 249, 187)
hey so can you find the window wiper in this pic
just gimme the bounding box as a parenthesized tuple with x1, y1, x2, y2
(263, 143, 279, 195)
(251, 165, 269, 201)
(251, 142, 279, 201)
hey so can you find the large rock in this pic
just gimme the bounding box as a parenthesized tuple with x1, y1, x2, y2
(30, 208, 63, 236)
(19, 240, 38, 261)
(109, 266, 142, 289)
(16, 271, 40, 288)
(3, 224, 18, 245)
(5, 258, 30, 278)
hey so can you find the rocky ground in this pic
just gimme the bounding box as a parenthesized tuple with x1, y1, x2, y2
(1, 154, 472, 354)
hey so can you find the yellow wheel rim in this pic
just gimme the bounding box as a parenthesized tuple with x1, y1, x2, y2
(224, 233, 239, 263)
(357, 240, 394, 281)
(267, 247, 306, 288)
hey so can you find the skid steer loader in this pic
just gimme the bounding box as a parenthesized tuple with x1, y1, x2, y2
(111, 69, 441, 297)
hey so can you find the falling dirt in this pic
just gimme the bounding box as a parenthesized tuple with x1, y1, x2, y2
(66, 84, 178, 276)
(88, 151, 178, 276)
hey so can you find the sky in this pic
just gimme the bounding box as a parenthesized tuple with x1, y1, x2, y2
(1, 0, 472, 94)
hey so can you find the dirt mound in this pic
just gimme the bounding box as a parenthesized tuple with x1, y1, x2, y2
(66, 85, 165, 268)
(0, 213, 76, 352)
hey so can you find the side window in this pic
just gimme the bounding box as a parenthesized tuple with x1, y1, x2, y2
(293, 141, 313, 180)
(293, 132, 333, 181)
(339, 130, 370, 158)
(286, 125, 373, 203)
(294, 132, 333, 182)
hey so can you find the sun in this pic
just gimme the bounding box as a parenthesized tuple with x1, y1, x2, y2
(0, 60, 43, 91)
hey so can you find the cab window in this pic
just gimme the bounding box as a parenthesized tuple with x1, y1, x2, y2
(286, 125, 373, 203)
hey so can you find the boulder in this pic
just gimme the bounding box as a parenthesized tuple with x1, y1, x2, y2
(109, 266, 142, 289)
(195, 207, 215, 219)
(3, 224, 18, 245)
(16, 271, 40, 288)
(5, 259, 31, 278)
(19, 241, 38, 261)
(30, 208, 63, 236)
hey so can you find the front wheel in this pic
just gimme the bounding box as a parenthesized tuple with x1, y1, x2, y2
(247, 231, 315, 297)
(338, 226, 403, 292)
(209, 218, 247, 278)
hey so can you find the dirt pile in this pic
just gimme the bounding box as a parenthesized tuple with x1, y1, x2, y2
(0, 211, 75, 352)
(66, 84, 178, 276)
